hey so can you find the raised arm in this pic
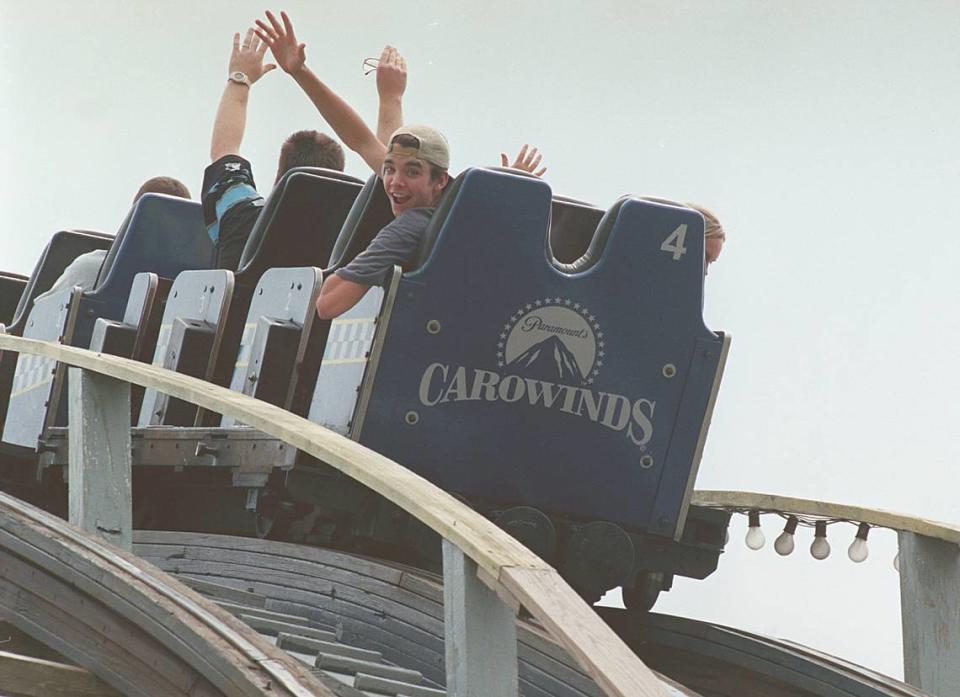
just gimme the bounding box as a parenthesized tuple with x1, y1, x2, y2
(256, 11, 386, 174)
(210, 29, 276, 162)
(375, 45, 407, 144)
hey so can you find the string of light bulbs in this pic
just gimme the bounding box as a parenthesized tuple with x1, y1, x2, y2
(729, 509, 899, 570)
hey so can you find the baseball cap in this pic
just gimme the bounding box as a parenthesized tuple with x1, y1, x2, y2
(387, 124, 450, 170)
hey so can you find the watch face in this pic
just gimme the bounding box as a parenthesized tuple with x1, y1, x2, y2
(230, 71, 249, 84)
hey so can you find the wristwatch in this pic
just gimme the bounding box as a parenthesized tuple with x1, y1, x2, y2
(228, 71, 251, 87)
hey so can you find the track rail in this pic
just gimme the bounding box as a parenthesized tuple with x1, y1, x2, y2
(0, 333, 666, 697)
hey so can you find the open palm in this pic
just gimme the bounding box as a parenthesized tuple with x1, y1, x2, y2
(229, 28, 276, 83)
(255, 10, 306, 75)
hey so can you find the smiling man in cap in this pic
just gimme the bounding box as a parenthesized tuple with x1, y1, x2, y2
(319, 124, 450, 317)
(255, 10, 452, 317)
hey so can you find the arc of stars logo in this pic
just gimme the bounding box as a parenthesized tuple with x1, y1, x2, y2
(497, 298, 604, 385)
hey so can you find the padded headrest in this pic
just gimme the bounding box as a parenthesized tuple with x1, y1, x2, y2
(552, 197, 630, 274)
(286, 166, 365, 185)
(487, 166, 540, 180)
(409, 171, 468, 271)
(326, 174, 394, 270)
(92, 194, 211, 296)
(236, 167, 364, 279)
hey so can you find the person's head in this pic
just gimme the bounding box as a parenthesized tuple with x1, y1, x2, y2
(383, 125, 450, 216)
(276, 130, 345, 183)
(686, 202, 725, 274)
(134, 176, 191, 202)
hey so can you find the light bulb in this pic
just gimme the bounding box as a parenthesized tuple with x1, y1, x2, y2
(847, 522, 870, 563)
(893, 552, 900, 572)
(810, 520, 831, 560)
(745, 511, 765, 550)
(774, 516, 798, 556)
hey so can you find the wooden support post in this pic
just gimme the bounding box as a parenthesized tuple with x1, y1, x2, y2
(68, 368, 132, 551)
(899, 531, 960, 693)
(442, 539, 518, 697)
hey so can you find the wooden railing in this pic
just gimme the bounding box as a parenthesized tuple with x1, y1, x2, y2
(692, 490, 960, 696)
(0, 333, 667, 697)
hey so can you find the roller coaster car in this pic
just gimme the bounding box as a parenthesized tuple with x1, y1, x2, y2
(0, 167, 730, 612)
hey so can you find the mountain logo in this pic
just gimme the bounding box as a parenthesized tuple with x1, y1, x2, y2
(499, 298, 604, 385)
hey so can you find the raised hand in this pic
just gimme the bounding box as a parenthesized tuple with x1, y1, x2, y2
(500, 144, 547, 177)
(229, 28, 276, 84)
(255, 10, 306, 75)
(375, 45, 407, 102)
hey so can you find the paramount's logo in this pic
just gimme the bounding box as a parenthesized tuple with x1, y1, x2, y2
(417, 298, 655, 447)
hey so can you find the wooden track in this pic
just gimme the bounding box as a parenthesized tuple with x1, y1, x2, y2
(135, 530, 926, 697)
(692, 490, 960, 544)
(0, 333, 666, 696)
(0, 489, 334, 697)
(134, 531, 627, 697)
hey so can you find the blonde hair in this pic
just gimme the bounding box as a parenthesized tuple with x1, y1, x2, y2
(685, 202, 725, 241)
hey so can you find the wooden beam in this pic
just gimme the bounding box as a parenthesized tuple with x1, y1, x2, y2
(68, 368, 132, 550)
(692, 490, 960, 545)
(0, 331, 667, 697)
(442, 540, 518, 696)
(899, 531, 960, 693)
(0, 649, 121, 696)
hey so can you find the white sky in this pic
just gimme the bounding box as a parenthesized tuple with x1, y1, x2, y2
(3, 0, 959, 682)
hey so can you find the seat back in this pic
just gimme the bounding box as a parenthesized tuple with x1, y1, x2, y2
(351, 168, 727, 539)
(1, 288, 81, 449)
(0, 272, 28, 326)
(304, 269, 399, 436)
(235, 168, 364, 284)
(220, 267, 323, 427)
(7, 230, 113, 336)
(203, 170, 368, 404)
(138, 271, 233, 426)
(326, 175, 394, 270)
(70, 194, 213, 352)
(263, 176, 394, 425)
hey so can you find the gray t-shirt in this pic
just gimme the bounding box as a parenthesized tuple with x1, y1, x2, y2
(336, 207, 434, 286)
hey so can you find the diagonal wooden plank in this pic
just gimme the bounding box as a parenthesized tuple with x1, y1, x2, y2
(502, 567, 666, 697)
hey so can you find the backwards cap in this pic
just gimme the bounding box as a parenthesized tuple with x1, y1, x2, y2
(387, 124, 450, 170)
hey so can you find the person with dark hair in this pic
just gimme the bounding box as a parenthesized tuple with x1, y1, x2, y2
(203, 28, 346, 271)
(275, 130, 345, 182)
(36, 177, 191, 303)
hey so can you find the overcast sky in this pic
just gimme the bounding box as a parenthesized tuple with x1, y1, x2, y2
(3, 0, 959, 681)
